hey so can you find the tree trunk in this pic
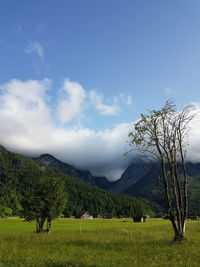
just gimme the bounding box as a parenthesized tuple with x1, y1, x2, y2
(36, 220, 40, 233)
(174, 232, 185, 241)
(182, 219, 186, 234)
(36, 218, 45, 233)
(173, 219, 186, 241)
(46, 219, 51, 233)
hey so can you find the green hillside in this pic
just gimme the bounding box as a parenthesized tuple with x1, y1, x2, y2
(0, 147, 152, 217)
(124, 163, 200, 216)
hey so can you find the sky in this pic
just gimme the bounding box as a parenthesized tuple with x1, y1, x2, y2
(0, 0, 200, 180)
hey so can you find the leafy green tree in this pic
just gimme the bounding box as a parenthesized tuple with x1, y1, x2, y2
(128, 101, 195, 241)
(22, 176, 67, 233)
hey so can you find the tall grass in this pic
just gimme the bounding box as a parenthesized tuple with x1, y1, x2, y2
(0, 218, 199, 266)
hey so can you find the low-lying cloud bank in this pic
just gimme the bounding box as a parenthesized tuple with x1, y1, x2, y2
(0, 78, 133, 180)
(0, 78, 199, 180)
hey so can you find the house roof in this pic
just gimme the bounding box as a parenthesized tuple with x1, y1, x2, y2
(76, 211, 92, 218)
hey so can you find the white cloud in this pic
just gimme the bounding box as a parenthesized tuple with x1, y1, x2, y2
(57, 79, 86, 123)
(0, 78, 133, 180)
(0, 78, 53, 150)
(164, 87, 173, 95)
(89, 90, 119, 115)
(0, 78, 51, 125)
(1, 78, 199, 181)
(189, 102, 200, 110)
(126, 95, 133, 105)
(25, 42, 44, 60)
(114, 93, 133, 106)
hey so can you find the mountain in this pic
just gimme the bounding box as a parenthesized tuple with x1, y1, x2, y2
(2, 145, 199, 216)
(0, 147, 152, 217)
(123, 165, 162, 204)
(36, 154, 112, 190)
(110, 162, 151, 193)
(35, 154, 147, 192)
(35, 153, 200, 216)
(36, 154, 95, 184)
(123, 162, 200, 216)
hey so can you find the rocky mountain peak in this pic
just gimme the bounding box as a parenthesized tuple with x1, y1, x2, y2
(110, 161, 151, 193)
(37, 154, 60, 166)
(36, 153, 99, 186)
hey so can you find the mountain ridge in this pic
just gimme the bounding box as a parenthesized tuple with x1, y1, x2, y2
(35, 153, 149, 192)
(36, 152, 200, 216)
(0, 146, 152, 217)
(35, 153, 112, 189)
(1, 145, 200, 216)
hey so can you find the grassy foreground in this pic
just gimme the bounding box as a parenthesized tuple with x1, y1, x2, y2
(0, 218, 200, 266)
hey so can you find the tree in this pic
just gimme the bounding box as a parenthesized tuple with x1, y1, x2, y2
(22, 176, 67, 233)
(128, 101, 195, 241)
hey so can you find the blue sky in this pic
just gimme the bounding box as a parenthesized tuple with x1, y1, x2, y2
(0, 1, 200, 179)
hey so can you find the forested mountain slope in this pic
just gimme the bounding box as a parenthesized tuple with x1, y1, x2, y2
(36, 152, 200, 216)
(0, 147, 152, 217)
(123, 162, 200, 216)
(36, 154, 112, 190)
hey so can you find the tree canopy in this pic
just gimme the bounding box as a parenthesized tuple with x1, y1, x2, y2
(22, 176, 67, 233)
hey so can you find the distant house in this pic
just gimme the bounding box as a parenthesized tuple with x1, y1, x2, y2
(132, 215, 146, 222)
(75, 211, 93, 219)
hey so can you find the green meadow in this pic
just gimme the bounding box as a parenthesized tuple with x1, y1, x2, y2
(0, 218, 200, 267)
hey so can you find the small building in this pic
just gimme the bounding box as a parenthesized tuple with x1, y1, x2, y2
(162, 215, 171, 220)
(75, 211, 93, 219)
(132, 215, 146, 222)
(103, 214, 113, 219)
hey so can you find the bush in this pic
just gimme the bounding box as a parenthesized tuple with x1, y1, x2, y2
(0, 206, 13, 216)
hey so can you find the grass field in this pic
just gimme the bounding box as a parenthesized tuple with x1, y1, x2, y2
(0, 217, 200, 266)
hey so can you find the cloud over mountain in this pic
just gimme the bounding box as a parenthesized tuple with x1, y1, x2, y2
(0, 78, 199, 180)
(0, 78, 133, 180)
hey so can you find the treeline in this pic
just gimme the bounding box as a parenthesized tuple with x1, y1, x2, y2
(63, 177, 153, 217)
(0, 148, 153, 217)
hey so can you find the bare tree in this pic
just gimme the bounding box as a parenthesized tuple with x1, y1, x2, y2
(128, 100, 196, 241)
